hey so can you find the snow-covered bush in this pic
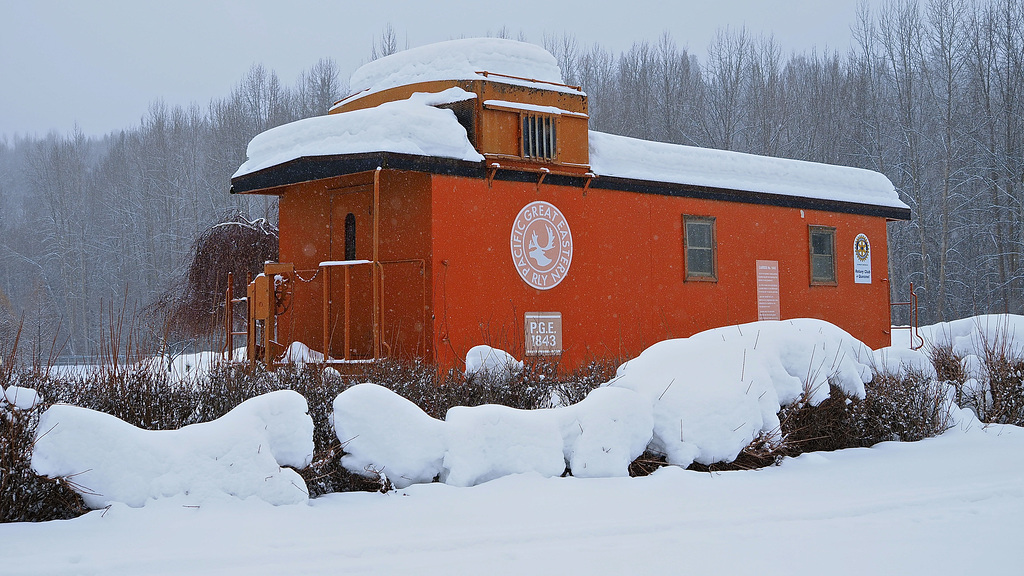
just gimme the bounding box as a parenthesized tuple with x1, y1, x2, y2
(334, 319, 976, 484)
(442, 403, 566, 486)
(857, 369, 956, 442)
(7, 314, 1006, 520)
(3, 386, 41, 410)
(560, 386, 652, 478)
(779, 370, 959, 454)
(2, 384, 86, 523)
(465, 345, 523, 382)
(31, 390, 314, 508)
(918, 315, 1024, 425)
(331, 383, 652, 487)
(333, 383, 446, 489)
(873, 346, 937, 380)
(608, 319, 873, 468)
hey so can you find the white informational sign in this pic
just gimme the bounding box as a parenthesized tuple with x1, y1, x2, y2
(854, 233, 872, 284)
(756, 260, 780, 321)
(524, 312, 562, 356)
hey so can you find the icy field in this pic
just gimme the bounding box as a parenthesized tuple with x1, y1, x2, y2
(1, 422, 1021, 574)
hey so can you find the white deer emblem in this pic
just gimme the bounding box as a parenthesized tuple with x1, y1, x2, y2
(528, 225, 556, 267)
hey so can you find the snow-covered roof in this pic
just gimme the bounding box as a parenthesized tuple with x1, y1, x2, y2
(235, 86, 905, 211)
(588, 131, 907, 210)
(336, 38, 579, 110)
(233, 88, 482, 179)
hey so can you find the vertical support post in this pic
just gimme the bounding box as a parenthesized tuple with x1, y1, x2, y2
(345, 266, 351, 361)
(262, 265, 274, 366)
(372, 166, 381, 360)
(246, 272, 256, 368)
(322, 265, 329, 365)
(224, 272, 234, 360)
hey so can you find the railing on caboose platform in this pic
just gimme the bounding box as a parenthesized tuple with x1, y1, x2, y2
(223, 257, 427, 368)
(889, 281, 924, 350)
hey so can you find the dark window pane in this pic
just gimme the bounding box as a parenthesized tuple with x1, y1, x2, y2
(812, 254, 832, 280)
(811, 232, 833, 256)
(344, 213, 356, 261)
(689, 247, 713, 276)
(687, 221, 712, 248)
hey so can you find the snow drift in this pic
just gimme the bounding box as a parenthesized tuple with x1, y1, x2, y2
(334, 319, 881, 482)
(464, 344, 524, 381)
(2, 385, 41, 410)
(332, 382, 652, 487)
(31, 390, 314, 508)
(608, 318, 874, 467)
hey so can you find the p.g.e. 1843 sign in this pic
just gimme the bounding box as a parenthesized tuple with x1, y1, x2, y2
(510, 201, 573, 290)
(525, 312, 562, 356)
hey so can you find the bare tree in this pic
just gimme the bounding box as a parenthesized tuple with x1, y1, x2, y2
(923, 0, 972, 320)
(370, 23, 402, 60)
(701, 26, 750, 150)
(296, 58, 345, 117)
(745, 34, 788, 156)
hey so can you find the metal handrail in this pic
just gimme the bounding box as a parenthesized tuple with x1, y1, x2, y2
(889, 281, 924, 350)
(319, 259, 374, 362)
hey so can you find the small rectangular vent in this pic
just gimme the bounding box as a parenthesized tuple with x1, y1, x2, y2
(522, 114, 556, 160)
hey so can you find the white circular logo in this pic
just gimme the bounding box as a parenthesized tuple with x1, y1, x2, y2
(510, 201, 573, 290)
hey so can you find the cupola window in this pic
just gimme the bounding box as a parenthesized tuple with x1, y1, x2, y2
(522, 113, 557, 160)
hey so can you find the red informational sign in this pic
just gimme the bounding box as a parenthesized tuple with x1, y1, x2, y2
(756, 260, 780, 321)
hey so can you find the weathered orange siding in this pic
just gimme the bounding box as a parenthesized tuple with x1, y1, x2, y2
(274, 171, 434, 361)
(428, 174, 892, 369)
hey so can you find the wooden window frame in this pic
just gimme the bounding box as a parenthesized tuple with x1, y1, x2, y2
(683, 215, 718, 282)
(809, 225, 837, 286)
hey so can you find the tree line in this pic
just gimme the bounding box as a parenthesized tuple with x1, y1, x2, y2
(545, 0, 1023, 325)
(1, 0, 1022, 359)
(0, 59, 345, 359)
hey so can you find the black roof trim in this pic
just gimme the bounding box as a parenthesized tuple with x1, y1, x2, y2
(230, 152, 483, 192)
(230, 152, 911, 220)
(588, 175, 912, 220)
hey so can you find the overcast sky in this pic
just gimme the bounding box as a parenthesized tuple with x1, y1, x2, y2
(0, 0, 881, 139)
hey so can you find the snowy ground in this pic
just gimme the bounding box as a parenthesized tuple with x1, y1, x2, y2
(5, 315, 1024, 574)
(3, 422, 1022, 575)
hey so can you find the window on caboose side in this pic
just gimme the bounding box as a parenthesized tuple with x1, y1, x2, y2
(683, 215, 717, 281)
(344, 213, 356, 261)
(809, 225, 837, 285)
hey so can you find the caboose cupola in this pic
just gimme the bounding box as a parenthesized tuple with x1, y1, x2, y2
(329, 38, 591, 177)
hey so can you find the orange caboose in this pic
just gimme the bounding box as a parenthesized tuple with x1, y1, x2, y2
(230, 38, 910, 370)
